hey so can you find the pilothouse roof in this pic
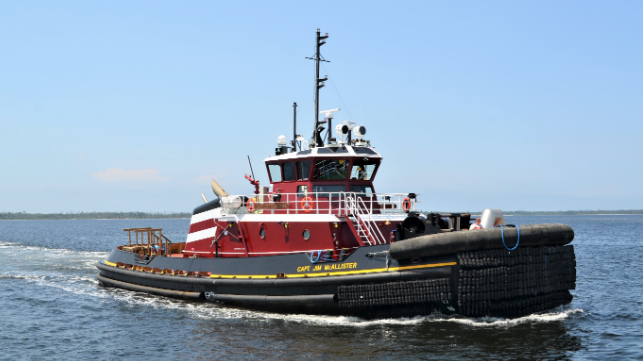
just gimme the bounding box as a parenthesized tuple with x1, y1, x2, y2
(264, 145, 382, 162)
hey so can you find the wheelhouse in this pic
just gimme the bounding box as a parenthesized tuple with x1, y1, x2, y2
(264, 145, 382, 199)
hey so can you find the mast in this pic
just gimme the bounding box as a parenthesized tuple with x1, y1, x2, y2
(292, 102, 297, 151)
(310, 29, 328, 147)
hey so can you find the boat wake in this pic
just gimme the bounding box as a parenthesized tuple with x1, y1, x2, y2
(197, 307, 584, 328)
(0, 241, 111, 298)
(0, 241, 108, 258)
(124, 294, 582, 328)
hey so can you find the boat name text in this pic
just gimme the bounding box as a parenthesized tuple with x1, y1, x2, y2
(297, 262, 357, 273)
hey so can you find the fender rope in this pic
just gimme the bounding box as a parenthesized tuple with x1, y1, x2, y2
(310, 250, 335, 263)
(310, 250, 322, 263)
(500, 225, 521, 251)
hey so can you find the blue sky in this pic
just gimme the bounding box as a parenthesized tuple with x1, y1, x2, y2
(1, 1, 641, 213)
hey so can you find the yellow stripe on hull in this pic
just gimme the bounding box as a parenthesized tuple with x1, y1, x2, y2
(209, 262, 457, 279)
(102, 260, 456, 279)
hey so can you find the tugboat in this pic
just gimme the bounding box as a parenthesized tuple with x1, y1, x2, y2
(96, 29, 576, 319)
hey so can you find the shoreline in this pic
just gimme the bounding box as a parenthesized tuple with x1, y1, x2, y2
(0, 212, 192, 221)
(2, 210, 642, 221)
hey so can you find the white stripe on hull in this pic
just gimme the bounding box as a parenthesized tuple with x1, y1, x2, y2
(190, 208, 403, 226)
(190, 208, 222, 224)
(216, 214, 343, 223)
(186, 227, 217, 243)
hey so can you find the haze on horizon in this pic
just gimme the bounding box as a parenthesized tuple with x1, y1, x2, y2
(1, 1, 641, 213)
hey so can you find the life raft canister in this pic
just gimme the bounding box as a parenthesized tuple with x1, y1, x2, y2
(301, 196, 314, 212)
(246, 197, 257, 213)
(402, 197, 412, 212)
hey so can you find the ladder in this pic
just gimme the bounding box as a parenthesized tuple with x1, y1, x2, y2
(344, 195, 387, 245)
(347, 214, 374, 245)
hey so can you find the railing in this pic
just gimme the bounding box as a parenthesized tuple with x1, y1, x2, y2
(222, 192, 419, 217)
(353, 197, 388, 244)
(122, 228, 175, 256)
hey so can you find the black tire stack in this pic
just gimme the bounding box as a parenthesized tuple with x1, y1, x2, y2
(456, 245, 576, 318)
(337, 278, 452, 317)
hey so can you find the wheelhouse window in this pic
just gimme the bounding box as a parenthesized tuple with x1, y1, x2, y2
(313, 159, 349, 180)
(268, 164, 282, 182)
(350, 185, 374, 198)
(350, 159, 379, 181)
(297, 160, 311, 180)
(283, 162, 296, 181)
(297, 185, 308, 197)
(312, 185, 346, 198)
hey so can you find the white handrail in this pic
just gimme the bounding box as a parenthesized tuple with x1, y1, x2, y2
(222, 191, 419, 216)
(355, 197, 387, 244)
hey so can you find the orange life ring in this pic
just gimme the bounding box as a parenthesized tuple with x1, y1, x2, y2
(301, 196, 313, 212)
(402, 197, 411, 212)
(246, 198, 256, 213)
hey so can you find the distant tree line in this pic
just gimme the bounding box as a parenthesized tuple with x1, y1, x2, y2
(2, 210, 643, 221)
(506, 210, 643, 215)
(0, 212, 192, 220)
(424, 210, 643, 216)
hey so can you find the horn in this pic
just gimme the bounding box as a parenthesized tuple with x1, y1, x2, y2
(211, 179, 229, 198)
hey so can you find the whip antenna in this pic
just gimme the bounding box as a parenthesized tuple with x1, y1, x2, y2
(247, 155, 255, 180)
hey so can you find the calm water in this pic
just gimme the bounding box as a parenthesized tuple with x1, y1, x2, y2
(1, 215, 642, 360)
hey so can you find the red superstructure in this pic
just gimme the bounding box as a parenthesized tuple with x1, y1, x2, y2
(184, 142, 415, 259)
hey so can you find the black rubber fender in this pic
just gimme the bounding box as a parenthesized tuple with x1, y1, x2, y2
(389, 224, 574, 260)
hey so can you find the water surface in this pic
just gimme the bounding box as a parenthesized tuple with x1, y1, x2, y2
(1, 216, 641, 360)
